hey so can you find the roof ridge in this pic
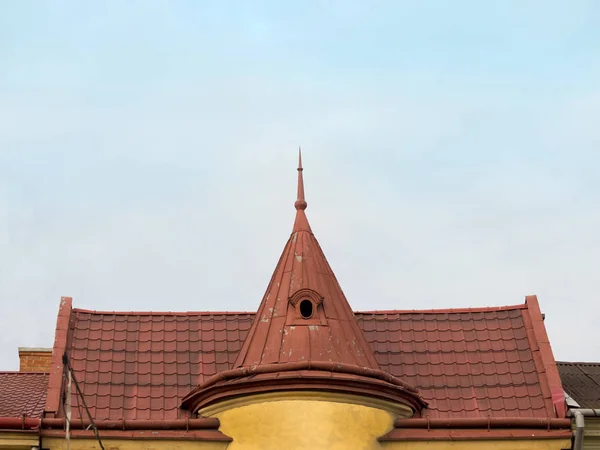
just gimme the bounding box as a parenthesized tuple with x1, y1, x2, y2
(557, 361, 600, 366)
(357, 303, 527, 315)
(72, 308, 255, 316)
(0, 371, 49, 375)
(69, 304, 528, 316)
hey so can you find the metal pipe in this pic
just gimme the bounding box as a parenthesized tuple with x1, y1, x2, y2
(568, 409, 600, 450)
(66, 369, 71, 450)
(573, 410, 584, 450)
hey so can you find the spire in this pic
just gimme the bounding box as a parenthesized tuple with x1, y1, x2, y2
(295, 147, 307, 211)
(225, 150, 415, 389)
(181, 151, 425, 414)
(292, 147, 311, 233)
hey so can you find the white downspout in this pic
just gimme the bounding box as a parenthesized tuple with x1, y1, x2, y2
(573, 410, 584, 450)
(569, 409, 600, 450)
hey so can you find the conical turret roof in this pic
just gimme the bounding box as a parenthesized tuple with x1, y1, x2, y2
(182, 151, 425, 413)
(232, 149, 381, 369)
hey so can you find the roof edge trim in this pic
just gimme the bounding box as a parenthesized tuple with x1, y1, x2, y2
(72, 308, 254, 316)
(359, 303, 528, 315)
(70, 303, 527, 317)
(557, 361, 600, 366)
(44, 296, 72, 418)
(0, 371, 50, 375)
(193, 360, 419, 395)
(182, 360, 426, 413)
(525, 295, 566, 418)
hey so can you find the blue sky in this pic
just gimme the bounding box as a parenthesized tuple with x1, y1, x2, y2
(1, 1, 599, 369)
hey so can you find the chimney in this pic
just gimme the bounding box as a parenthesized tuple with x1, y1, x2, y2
(19, 347, 52, 372)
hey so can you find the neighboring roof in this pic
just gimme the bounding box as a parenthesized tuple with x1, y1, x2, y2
(557, 361, 600, 409)
(0, 372, 49, 418)
(45, 295, 564, 421)
(181, 152, 428, 412)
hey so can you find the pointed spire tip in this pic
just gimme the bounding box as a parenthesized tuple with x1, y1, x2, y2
(294, 147, 307, 211)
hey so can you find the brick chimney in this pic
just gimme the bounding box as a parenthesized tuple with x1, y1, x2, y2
(19, 347, 52, 372)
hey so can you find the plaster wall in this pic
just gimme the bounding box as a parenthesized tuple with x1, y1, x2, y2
(41, 438, 228, 450)
(580, 417, 600, 450)
(0, 432, 38, 449)
(202, 392, 571, 450)
(0, 392, 572, 450)
(209, 396, 394, 450)
(382, 442, 571, 450)
(0, 429, 572, 450)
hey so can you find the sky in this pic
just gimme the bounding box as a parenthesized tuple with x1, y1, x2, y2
(0, 1, 599, 370)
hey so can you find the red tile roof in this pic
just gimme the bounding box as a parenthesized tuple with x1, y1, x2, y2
(0, 372, 49, 418)
(59, 309, 254, 420)
(45, 295, 564, 421)
(557, 361, 600, 408)
(233, 194, 383, 372)
(37, 156, 565, 425)
(357, 303, 553, 418)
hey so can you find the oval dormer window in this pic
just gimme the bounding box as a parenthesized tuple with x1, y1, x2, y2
(299, 299, 314, 319)
(288, 289, 323, 324)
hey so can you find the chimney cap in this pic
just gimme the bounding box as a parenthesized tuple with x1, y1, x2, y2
(18, 347, 52, 353)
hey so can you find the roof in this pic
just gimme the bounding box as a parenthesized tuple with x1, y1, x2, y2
(357, 299, 564, 418)
(183, 151, 427, 412)
(0, 372, 49, 418)
(233, 150, 380, 372)
(43, 295, 565, 421)
(557, 361, 600, 409)
(38, 157, 565, 425)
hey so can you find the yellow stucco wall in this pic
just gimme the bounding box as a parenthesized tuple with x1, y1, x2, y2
(208, 396, 395, 450)
(0, 392, 572, 450)
(0, 432, 573, 450)
(201, 392, 571, 450)
(0, 431, 38, 449)
(41, 437, 229, 450)
(382, 441, 571, 450)
(580, 417, 600, 450)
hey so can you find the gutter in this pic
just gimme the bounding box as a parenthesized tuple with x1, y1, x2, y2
(569, 409, 600, 450)
(0, 417, 220, 431)
(379, 416, 572, 443)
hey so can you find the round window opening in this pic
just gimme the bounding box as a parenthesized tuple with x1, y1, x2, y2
(299, 299, 314, 319)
